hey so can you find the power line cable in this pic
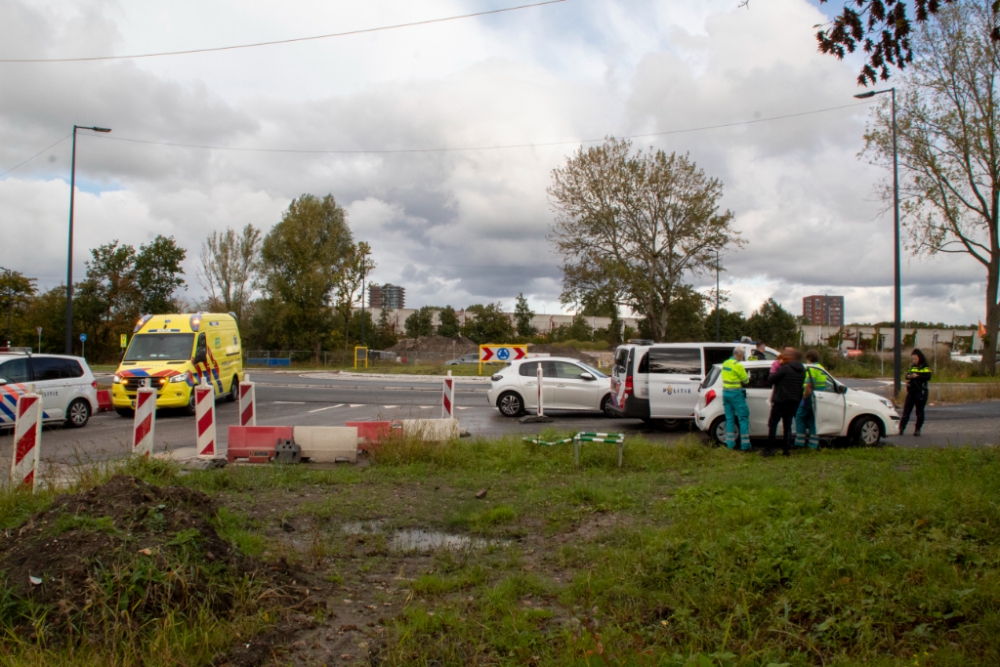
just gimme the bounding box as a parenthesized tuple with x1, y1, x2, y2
(0, 134, 71, 177)
(85, 101, 874, 155)
(0, 0, 566, 63)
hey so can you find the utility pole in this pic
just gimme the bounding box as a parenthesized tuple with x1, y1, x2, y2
(715, 249, 721, 342)
(0, 266, 11, 345)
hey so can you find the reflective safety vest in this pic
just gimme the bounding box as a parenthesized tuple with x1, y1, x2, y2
(721, 358, 748, 389)
(804, 364, 827, 391)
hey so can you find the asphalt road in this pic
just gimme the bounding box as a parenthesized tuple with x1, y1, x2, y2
(1, 371, 997, 469)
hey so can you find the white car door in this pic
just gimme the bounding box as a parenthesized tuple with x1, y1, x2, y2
(744, 367, 773, 436)
(519, 360, 558, 411)
(29, 357, 69, 419)
(647, 347, 703, 418)
(811, 369, 847, 434)
(551, 361, 600, 410)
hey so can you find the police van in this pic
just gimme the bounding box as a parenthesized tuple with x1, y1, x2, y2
(609, 341, 778, 424)
(112, 313, 243, 415)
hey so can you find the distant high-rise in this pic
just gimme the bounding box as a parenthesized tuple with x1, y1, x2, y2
(368, 283, 406, 309)
(803, 295, 844, 327)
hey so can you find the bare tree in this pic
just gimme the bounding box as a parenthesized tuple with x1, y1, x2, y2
(863, 0, 1000, 371)
(198, 224, 261, 326)
(548, 138, 742, 341)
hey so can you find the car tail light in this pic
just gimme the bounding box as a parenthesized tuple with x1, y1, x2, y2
(92, 381, 98, 389)
(704, 389, 716, 406)
(624, 375, 633, 395)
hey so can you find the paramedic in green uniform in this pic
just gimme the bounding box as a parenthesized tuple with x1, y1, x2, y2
(721, 347, 751, 451)
(795, 349, 826, 449)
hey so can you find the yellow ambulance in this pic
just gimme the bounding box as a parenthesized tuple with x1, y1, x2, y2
(112, 313, 243, 415)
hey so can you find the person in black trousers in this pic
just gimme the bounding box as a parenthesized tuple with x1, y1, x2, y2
(765, 347, 806, 457)
(899, 348, 932, 436)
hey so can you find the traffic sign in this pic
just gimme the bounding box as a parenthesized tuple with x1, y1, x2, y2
(35, 327, 42, 335)
(479, 344, 528, 371)
(121, 334, 128, 348)
(79, 333, 87, 342)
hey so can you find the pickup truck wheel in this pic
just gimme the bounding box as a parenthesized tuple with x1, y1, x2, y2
(498, 392, 524, 417)
(850, 416, 883, 446)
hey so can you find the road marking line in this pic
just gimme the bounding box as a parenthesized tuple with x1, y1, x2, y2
(350, 403, 364, 408)
(456, 407, 469, 410)
(308, 405, 342, 413)
(383, 405, 399, 408)
(274, 401, 306, 405)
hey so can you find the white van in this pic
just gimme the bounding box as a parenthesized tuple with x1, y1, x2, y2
(0, 353, 99, 429)
(609, 342, 778, 424)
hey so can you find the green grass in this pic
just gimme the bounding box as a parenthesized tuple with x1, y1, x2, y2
(3, 437, 1000, 665)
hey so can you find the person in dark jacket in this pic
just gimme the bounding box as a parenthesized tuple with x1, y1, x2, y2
(765, 347, 806, 457)
(899, 348, 932, 436)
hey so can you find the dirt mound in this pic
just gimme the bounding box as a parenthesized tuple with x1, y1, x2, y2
(388, 335, 476, 356)
(0, 475, 236, 607)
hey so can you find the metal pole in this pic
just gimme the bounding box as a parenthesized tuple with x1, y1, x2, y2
(65, 126, 78, 355)
(1, 267, 11, 345)
(891, 87, 902, 397)
(360, 269, 366, 348)
(715, 250, 720, 342)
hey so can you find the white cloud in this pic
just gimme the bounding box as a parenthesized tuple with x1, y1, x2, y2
(0, 0, 987, 326)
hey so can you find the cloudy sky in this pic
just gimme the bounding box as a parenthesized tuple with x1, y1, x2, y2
(0, 0, 986, 325)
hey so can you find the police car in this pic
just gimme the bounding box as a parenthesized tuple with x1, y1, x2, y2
(694, 360, 900, 446)
(0, 352, 99, 429)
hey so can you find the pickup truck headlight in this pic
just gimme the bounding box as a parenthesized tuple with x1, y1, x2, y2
(169, 374, 189, 383)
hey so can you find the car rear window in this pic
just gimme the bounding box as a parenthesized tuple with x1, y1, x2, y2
(32, 357, 84, 380)
(646, 347, 701, 375)
(519, 361, 548, 376)
(700, 366, 721, 390)
(748, 368, 771, 389)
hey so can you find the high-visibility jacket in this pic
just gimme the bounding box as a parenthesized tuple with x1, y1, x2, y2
(907, 365, 932, 391)
(804, 364, 827, 391)
(721, 358, 748, 389)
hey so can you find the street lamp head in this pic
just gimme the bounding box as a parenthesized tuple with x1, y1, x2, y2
(91, 127, 112, 133)
(854, 91, 877, 99)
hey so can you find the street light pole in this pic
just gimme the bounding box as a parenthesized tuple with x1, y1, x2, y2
(715, 249, 721, 342)
(855, 88, 902, 396)
(65, 124, 112, 355)
(0, 266, 10, 346)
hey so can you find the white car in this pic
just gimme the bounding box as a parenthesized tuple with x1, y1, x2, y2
(693, 360, 900, 446)
(0, 353, 99, 429)
(487, 356, 615, 417)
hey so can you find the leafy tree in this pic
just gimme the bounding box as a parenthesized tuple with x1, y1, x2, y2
(437, 306, 461, 337)
(0, 270, 37, 346)
(514, 293, 537, 339)
(135, 235, 186, 314)
(578, 288, 621, 344)
(549, 138, 741, 342)
(259, 194, 357, 362)
(462, 303, 515, 344)
(198, 224, 261, 327)
(814, 0, 1000, 85)
(662, 286, 708, 342)
(567, 313, 593, 341)
(332, 241, 375, 349)
(374, 308, 399, 350)
(705, 308, 749, 343)
(404, 306, 436, 338)
(862, 0, 1000, 372)
(746, 299, 799, 350)
(25, 286, 66, 353)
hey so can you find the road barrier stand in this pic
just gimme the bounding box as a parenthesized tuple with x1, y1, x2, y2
(442, 370, 455, 419)
(11, 385, 41, 491)
(523, 436, 574, 447)
(132, 378, 156, 458)
(239, 374, 256, 427)
(195, 379, 221, 459)
(574, 432, 626, 468)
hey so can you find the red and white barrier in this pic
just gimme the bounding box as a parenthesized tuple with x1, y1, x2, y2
(196, 379, 222, 459)
(442, 371, 455, 419)
(132, 379, 156, 458)
(239, 374, 256, 427)
(11, 387, 41, 491)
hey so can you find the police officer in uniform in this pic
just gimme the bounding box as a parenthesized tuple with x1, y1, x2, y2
(794, 349, 826, 449)
(899, 348, 932, 436)
(721, 347, 751, 451)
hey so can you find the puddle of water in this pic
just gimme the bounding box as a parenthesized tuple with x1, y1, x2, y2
(341, 521, 504, 552)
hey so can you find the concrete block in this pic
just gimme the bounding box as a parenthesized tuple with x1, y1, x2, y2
(227, 425, 294, 463)
(292, 426, 359, 463)
(401, 418, 460, 442)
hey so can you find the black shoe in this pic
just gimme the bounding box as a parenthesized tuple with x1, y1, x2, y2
(914, 429, 921, 436)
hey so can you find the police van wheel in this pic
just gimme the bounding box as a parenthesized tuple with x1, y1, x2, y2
(66, 399, 91, 428)
(227, 376, 239, 403)
(709, 417, 727, 446)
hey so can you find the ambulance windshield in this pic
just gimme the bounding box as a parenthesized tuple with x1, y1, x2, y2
(125, 334, 195, 361)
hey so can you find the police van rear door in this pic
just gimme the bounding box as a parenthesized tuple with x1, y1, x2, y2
(646, 345, 703, 418)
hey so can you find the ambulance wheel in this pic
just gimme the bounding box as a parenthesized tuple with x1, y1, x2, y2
(709, 417, 727, 446)
(115, 408, 134, 418)
(227, 376, 239, 402)
(66, 399, 91, 428)
(498, 392, 524, 417)
(185, 391, 197, 416)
